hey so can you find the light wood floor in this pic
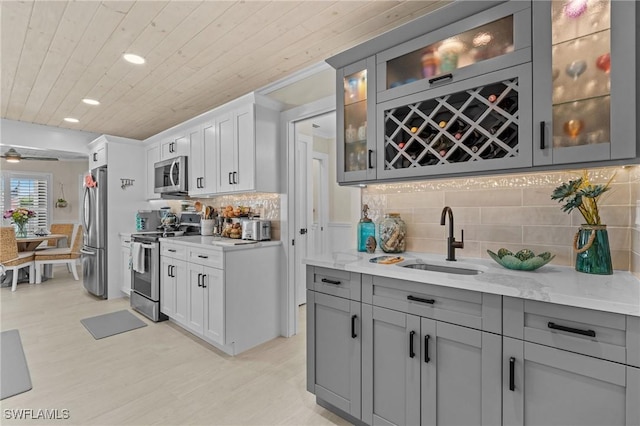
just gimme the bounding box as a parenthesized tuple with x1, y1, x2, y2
(0, 266, 350, 426)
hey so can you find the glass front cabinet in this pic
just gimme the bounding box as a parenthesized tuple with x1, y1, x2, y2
(533, 0, 636, 165)
(336, 58, 376, 183)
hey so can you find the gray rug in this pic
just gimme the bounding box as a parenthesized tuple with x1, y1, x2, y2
(1, 329, 32, 400)
(80, 310, 147, 340)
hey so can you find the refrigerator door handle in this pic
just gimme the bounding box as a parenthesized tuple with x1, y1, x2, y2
(80, 248, 96, 255)
(82, 186, 91, 232)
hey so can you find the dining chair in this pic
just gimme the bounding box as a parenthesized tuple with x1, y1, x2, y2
(45, 223, 74, 248)
(34, 224, 83, 284)
(0, 227, 35, 291)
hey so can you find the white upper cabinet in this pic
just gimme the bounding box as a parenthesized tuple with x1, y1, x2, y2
(145, 144, 161, 200)
(89, 140, 107, 168)
(189, 124, 217, 196)
(160, 134, 189, 160)
(532, 0, 637, 165)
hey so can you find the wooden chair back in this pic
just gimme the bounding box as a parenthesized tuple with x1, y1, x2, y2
(48, 223, 74, 247)
(0, 227, 19, 262)
(71, 225, 83, 255)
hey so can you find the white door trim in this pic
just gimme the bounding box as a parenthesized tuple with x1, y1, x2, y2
(312, 151, 330, 256)
(281, 95, 336, 337)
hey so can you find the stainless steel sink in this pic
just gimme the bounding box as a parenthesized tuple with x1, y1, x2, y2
(399, 262, 483, 275)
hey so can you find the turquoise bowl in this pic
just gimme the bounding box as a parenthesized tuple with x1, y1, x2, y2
(487, 249, 555, 271)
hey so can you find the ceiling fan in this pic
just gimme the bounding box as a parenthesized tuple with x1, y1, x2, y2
(1, 148, 58, 162)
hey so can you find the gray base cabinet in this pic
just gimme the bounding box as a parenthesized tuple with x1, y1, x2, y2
(503, 337, 639, 426)
(361, 304, 501, 426)
(307, 290, 361, 419)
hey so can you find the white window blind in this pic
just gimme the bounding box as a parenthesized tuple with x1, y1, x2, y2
(1, 172, 51, 231)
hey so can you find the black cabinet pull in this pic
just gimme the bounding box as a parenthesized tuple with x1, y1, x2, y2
(93, 153, 97, 162)
(171, 265, 175, 277)
(228, 172, 233, 185)
(540, 121, 546, 150)
(368, 149, 374, 169)
(407, 295, 435, 305)
(424, 335, 430, 363)
(197, 273, 202, 287)
(201, 274, 207, 289)
(168, 249, 176, 253)
(197, 255, 209, 259)
(320, 278, 341, 285)
(409, 331, 416, 358)
(168, 265, 172, 277)
(428, 73, 453, 84)
(351, 315, 357, 339)
(509, 357, 515, 391)
(548, 322, 596, 337)
(233, 171, 238, 184)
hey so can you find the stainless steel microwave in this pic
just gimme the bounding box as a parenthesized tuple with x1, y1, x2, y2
(154, 156, 188, 195)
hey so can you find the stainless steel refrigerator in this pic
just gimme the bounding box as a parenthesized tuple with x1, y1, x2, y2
(81, 166, 107, 298)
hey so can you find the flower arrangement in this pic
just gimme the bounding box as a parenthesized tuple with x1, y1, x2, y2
(550, 170, 612, 225)
(3, 207, 36, 226)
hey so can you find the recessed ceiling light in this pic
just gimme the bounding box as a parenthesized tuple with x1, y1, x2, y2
(64, 117, 79, 123)
(123, 53, 145, 65)
(82, 98, 100, 106)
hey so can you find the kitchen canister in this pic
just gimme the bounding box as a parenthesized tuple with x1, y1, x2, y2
(378, 213, 406, 253)
(201, 219, 215, 236)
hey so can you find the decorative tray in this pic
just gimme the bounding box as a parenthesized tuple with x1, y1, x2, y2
(369, 255, 405, 265)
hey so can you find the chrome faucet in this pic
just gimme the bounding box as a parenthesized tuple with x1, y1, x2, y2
(440, 206, 464, 261)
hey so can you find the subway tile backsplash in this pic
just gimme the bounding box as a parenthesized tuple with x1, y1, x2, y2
(364, 166, 639, 275)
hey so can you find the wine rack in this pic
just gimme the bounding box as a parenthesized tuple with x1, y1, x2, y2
(382, 76, 521, 173)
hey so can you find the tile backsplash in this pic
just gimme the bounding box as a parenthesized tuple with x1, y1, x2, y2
(166, 193, 281, 240)
(363, 166, 639, 275)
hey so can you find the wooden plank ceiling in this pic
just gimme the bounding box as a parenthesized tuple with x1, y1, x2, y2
(1, 1, 447, 141)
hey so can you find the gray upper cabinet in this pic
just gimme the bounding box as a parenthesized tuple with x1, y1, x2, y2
(375, 1, 531, 104)
(307, 290, 362, 420)
(336, 57, 377, 183)
(532, 0, 638, 166)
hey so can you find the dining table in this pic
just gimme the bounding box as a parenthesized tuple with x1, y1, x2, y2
(16, 234, 68, 252)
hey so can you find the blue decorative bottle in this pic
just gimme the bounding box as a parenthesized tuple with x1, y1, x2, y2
(358, 204, 375, 252)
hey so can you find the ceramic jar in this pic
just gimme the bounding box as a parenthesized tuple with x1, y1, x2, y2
(378, 213, 406, 253)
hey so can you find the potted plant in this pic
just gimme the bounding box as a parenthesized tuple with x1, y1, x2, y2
(56, 198, 67, 208)
(3, 207, 36, 237)
(551, 170, 613, 274)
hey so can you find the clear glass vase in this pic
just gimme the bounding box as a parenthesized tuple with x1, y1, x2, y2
(15, 222, 27, 238)
(574, 224, 613, 275)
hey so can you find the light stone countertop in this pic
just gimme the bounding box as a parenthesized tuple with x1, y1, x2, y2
(159, 236, 282, 251)
(304, 250, 640, 317)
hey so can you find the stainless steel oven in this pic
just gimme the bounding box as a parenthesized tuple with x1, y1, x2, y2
(130, 235, 166, 322)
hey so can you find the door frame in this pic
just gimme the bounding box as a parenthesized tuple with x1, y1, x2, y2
(281, 95, 336, 337)
(311, 151, 330, 256)
(294, 132, 313, 307)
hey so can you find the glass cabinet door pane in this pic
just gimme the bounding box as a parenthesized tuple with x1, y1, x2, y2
(386, 16, 514, 90)
(551, 0, 610, 148)
(343, 70, 368, 172)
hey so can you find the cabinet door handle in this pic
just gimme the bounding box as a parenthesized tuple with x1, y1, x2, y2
(172, 265, 176, 277)
(233, 171, 238, 184)
(509, 357, 515, 391)
(197, 273, 202, 287)
(197, 255, 209, 259)
(351, 315, 357, 339)
(547, 322, 596, 337)
(320, 278, 341, 285)
(424, 335, 430, 363)
(201, 274, 206, 289)
(409, 331, 416, 358)
(168, 249, 176, 253)
(407, 295, 435, 305)
(93, 153, 97, 162)
(368, 150, 374, 169)
(168, 265, 172, 277)
(428, 73, 453, 85)
(540, 121, 546, 150)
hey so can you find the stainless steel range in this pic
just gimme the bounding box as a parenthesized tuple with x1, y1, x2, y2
(130, 213, 201, 322)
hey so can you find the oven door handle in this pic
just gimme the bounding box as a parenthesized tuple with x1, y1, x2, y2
(140, 243, 156, 249)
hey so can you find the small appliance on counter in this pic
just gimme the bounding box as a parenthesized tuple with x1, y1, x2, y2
(241, 219, 271, 241)
(179, 212, 201, 234)
(136, 210, 163, 231)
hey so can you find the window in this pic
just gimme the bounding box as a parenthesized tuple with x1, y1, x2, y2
(1, 172, 52, 232)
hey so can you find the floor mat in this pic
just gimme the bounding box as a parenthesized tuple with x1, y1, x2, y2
(80, 310, 147, 340)
(1, 329, 32, 400)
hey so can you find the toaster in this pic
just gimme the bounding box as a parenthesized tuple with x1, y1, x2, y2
(241, 220, 271, 241)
